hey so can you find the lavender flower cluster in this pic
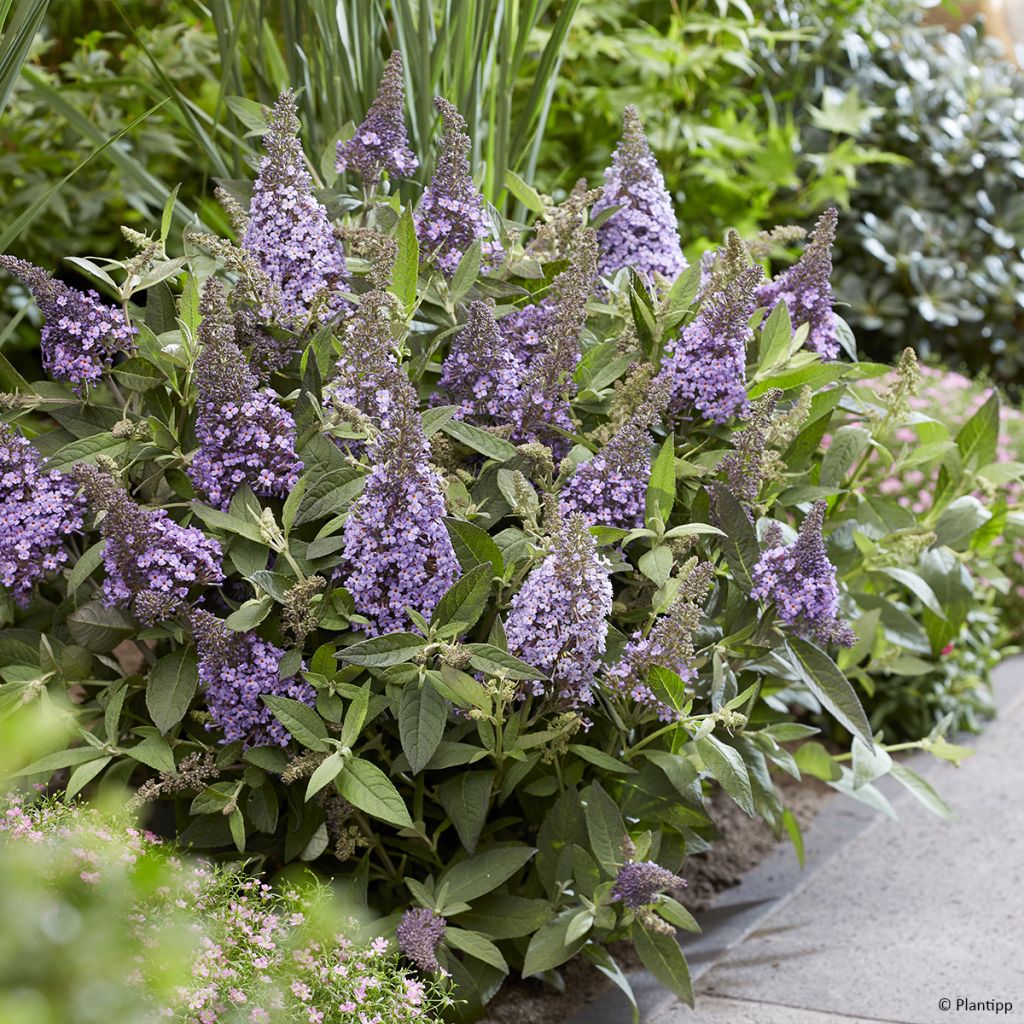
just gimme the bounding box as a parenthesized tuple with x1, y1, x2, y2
(337, 50, 419, 185)
(192, 609, 316, 749)
(243, 90, 349, 327)
(757, 208, 840, 360)
(505, 514, 613, 706)
(188, 281, 302, 509)
(0, 423, 84, 604)
(74, 464, 223, 625)
(0, 256, 136, 391)
(612, 860, 687, 910)
(341, 378, 460, 636)
(416, 98, 503, 277)
(592, 106, 687, 284)
(396, 908, 447, 973)
(751, 500, 856, 647)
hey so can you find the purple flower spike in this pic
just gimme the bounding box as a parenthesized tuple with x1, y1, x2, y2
(560, 373, 671, 529)
(243, 90, 348, 327)
(337, 51, 418, 185)
(416, 97, 503, 277)
(396, 908, 447, 973)
(0, 423, 85, 604)
(505, 513, 613, 706)
(189, 281, 302, 510)
(757, 208, 840, 360)
(74, 464, 223, 625)
(662, 233, 761, 425)
(612, 860, 686, 910)
(191, 609, 316, 749)
(434, 299, 518, 422)
(341, 378, 459, 636)
(0, 256, 135, 392)
(751, 499, 856, 647)
(592, 106, 687, 285)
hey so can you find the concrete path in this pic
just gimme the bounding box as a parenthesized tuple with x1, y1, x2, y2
(658, 657, 1024, 1024)
(568, 658, 1024, 1024)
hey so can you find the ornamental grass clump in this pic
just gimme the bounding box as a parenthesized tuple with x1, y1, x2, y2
(0, 83, 1015, 1019)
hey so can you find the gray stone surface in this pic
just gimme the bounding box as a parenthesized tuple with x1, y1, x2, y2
(660, 658, 1024, 1024)
(652, 995, 889, 1024)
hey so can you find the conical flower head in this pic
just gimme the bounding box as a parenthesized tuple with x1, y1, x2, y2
(0, 256, 135, 391)
(336, 51, 418, 185)
(416, 97, 503, 277)
(243, 90, 348, 327)
(662, 234, 761, 425)
(0, 422, 85, 604)
(507, 230, 598, 456)
(505, 513, 613, 706)
(757, 208, 840, 359)
(188, 281, 303, 509)
(435, 299, 518, 422)
(751, 499, 855, 646)
(612, 860, 686, 910)
(591, 106, 687, 284)
(609, 561, 714, 718)
(74, 463, 223, 624)
(560, 372, 671, 529)
(191, 609, 315, 749)
(396, 908, 447, 973)
(341, 378, 459, 636)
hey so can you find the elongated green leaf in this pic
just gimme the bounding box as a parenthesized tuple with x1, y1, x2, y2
(788, 638, 873, 747)
(522, 911, 588, 978)
(955, 390, 999, 469)
(890, 762, 954, 821)
(645, 436, 675, 525)
(634, 923, 694, 1007)
(338, 632, 425, 668)
(442, 418, 518, 461)
(463, 643, 544, 681)
(445, 927, 508, 972)
(399, 682, 447, 775)
(709, 484, 760, 591)
(146, 649, 199, 734)
(445, 517, 504, 575)
(438, 770, 494, 854)
(17, 746, 103, 777)
(696, 734, 754, 816)
(0, 0, 49, 118)
(431, 563, 493, 632)
(65, 755, 112, 799)
(261, 695, 328, 752)
(440, 845, 535, 905)
(583, 781, 626, 874)
(337, 757, 412, 828)
(305, 750, 345, 802)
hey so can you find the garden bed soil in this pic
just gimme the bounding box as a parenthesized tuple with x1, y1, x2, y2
(480, 774, 833, 1024)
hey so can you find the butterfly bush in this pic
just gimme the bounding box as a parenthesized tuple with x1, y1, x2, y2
(0, 422, 84, 604)
(0, 255, 136, 391)
(592, 105, 687, 283)
(1, 83, 1012, 1021)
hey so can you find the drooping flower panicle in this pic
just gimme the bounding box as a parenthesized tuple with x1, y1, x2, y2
(74, 463, 223, 624)
(757, 207, 840, 360)
(560, 372, 671, 529)
(188, 280, 303, 509)
(191, 609, 315, 749)
(396, 908, 446, 974)
(416, 97, 503, 277)
(592, 106, 687, 284)
(336, 50, 418, 185)
(341, 376, 460, 636)
(0, 422, 84, 604)
(0, 256, 135, 391)
(505, 513, 613, 706)
(662, 232, 761, 425)
(751, 499, 856, 646)
(243, 90, 348, 327)
(612, 860, 687, 910)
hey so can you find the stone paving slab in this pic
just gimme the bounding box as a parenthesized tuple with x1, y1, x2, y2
(663, 658, 1024, 1024)
(652, 995, 899, 1024)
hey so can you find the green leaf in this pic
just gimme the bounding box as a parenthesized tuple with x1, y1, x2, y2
(189, 501, 264, 543)
(438, 770, 495, 854)
(876, 567, 946, 620)
(522, 911, 588, 977)
(127, 735, 175, 774)
(67, 601, 135, 653)
(933, 496, 991, 548)
(569, 744, 637, 775)
(337, 758, 412, 828)
(338, 632, 426, 668)
(17, 746, 105, 777)
(782, 808, 806, 868)
(645, 437, 676, 525)
(393, 206, 420, 309)
(225, 596, 274, 631)
(820, 425, 871, 486)
(47, 433, 128, 472)
(229, 807, 246, 853)
(451, 895, 554, 940)
(445, 518, 504, 575)
(635, 923, 694, 1006)
(955, 391, 999, 470)
(146, 649, 199, 734)
(889, 762, 954, 821)
(709, 484, 760, 591)
(504, 170, 545, 214)
(788, 638, 873, 747)
(399, 682, 448, 775)
(305, 750, 345, 802)
(450, 239, 482, 303)
(261, 695, 328, 752)
(441, 418, 518, 461)
(281, 476, 307, 535)
(583, 781, 626, 874)
(441, 845, 535, 905)
(340, 682, 370, 749)
(112, 356, 164, 391)
(463, 644, 544, 680)
(65, 540, 105, 597)
(656, 896, 701, 933)
(758, 299, 792, 370)
(65, 756, 112, 799)
(695, 734, 754, 816)
(429, 666, 491, 711)
(431, 564, 493, 633)
(445, 927, 509, 972)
